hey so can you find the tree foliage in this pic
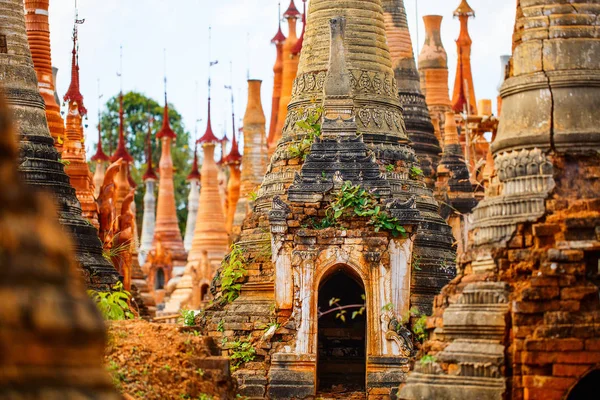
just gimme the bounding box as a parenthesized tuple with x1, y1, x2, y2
(97, 91, 194, 232)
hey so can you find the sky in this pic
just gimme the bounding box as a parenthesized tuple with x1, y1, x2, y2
(47, 0, 515, 154)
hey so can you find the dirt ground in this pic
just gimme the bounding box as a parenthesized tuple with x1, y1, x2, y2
(105, 320, 237, 400)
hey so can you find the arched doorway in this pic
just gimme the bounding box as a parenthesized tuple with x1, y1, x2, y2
(155, 268, 165, 290)
(567, 369, 600, 399)
(317, 268, 366, 394)
(200, 284, 209, 301)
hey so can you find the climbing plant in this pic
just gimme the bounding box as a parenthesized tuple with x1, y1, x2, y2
(219, 244, 247, 305)
(229, 336, 256, 371)
(288, 107, 323, 160)
(314, 181, 407, 237)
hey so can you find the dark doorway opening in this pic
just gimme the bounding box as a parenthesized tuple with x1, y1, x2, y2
(567, 369, 600, 399)
(200, 284, 209, 301)
(317, 268, 366, 394)
(155, 268, 165, 290)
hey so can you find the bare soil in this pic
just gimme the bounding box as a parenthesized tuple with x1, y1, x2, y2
(105, 320, 237, 400)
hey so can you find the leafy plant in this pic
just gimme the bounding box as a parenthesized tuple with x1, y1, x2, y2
(385, 164, 395, 172)
(409, 165, 424, 180)
(197, 395, 213, 400)
(229, 336, 256, 371)
(179, 309, 197, 327)
(219, 244, 247, 304)
(369, 212, 407, 238)
(88, 281, 134, 320)
(217, 319, 225, 333)
(58, 158, 70, 166)
(420, 354, 437, 365)
(413, 255, 422, 271)
(289, 107, 323, 160)
(248, 191, 258, 202)
(413, 313, 428, 342)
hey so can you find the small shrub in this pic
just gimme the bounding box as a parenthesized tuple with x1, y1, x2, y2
(420, 354, 437, 365)
(229, 337, 256, 371)
(288, 107, 323, 160)
(409, 165, 423, 180)
(87, 281, 133, 321)
(179, 309, 196, 326)
(248, 191, 258, 202)
(220, 244, 247, 304)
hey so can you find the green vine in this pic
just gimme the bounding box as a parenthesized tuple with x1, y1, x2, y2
(229, 336, 256, 371)
(288, 107, 323, 160)
(314, 181, 406, 237)
(219, 244, 247, 305)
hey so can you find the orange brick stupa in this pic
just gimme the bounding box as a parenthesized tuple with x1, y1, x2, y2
(267, 3, 286, 154)
(224, 129, 242, 234)
(233, 79, 268, 231)
(24, 0, 65, 151)
(152, 87, 186, 264)
(418, 15, 453, 133)
(270, 0, 301, 156)
(110, 91, 135, 213)
(91, 118, 110, 198)
(61, 21, 97, 227)
(451, 0, 477, 115)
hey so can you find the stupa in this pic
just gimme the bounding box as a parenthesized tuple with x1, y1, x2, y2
(267, 4, 286, 153)
(225, 129, 242, 234)
(23, 0, 65, 151)
(91, 119, 110, 198)
(184, 144, 201, 252)
(382, 0, 441, 187)
(233, 79, 268, 233)
(1, 0, 118, 290)
(451, 0, 477, 115)
(202, 0, 456, 397)
(139, 116, 158, 265)
(401, 1, 600, 398)
(61, 16, 97, 227)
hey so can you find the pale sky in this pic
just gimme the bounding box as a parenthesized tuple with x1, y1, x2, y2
(47, 0, 515, 155)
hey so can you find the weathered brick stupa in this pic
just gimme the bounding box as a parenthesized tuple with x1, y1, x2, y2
(91, 118, 110, 198)
(418, 15, 452, 135)
(382, 0, 441, 187)
(400, 1, 600, 399)
(0, 94, 119, 399)
(152, 88, 187, 264)
(202, 0, 456, 397)
(435, 112, 477, 256)
(24, 0, 65, 151)
(267, 4, 286, 154)
(233, 79, 268, 235)
(139, 116, 158, 265)
(225, 129, 242, 234)
(0, 0, 118, 290)
(184, 143, 201, 253)
(62, 20, 98, 228)
(451, 0, 477, 115)
(270, 0, 300, 156)
(110, 91, 135, 214)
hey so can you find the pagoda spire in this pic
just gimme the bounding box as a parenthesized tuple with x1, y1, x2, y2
(152, 68, 186, 263)
(225, 128, 242, 234)
(91, 80, 110, 199)
(233, 79, 267, 234)
(139, 112, 157, 266)
(269, 0, 300, 157)
(267, 3, 286, 154)
(291, 0, 306, 55)
(418, 15, 453, 139)
(61, 5, 98, 227)
(451, 0, 477, 115)
(24, 0, 65, 151)
(184, 143, 201, 252)
(382, 0, 441, 188)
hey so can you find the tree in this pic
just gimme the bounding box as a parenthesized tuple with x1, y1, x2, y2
(96, 91, 194, 233)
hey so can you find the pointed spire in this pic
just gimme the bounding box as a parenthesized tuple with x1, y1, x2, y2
(272, 2, 287, 44)
(225, 130, 242, 164)
(91, 121, 109, 162)
(111, 91, 134, 163)
(198, 30, 220, 145)
(143, 114, 158, 181)
(187, 143, 201, 181)
(283, 0, 300, 19)
(157, 54, 176, 139)
(454, 0, 475, 17)
(63, 16, 86, 116)
(452, 0, 477, 115)
(291, 0, 306, 55)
